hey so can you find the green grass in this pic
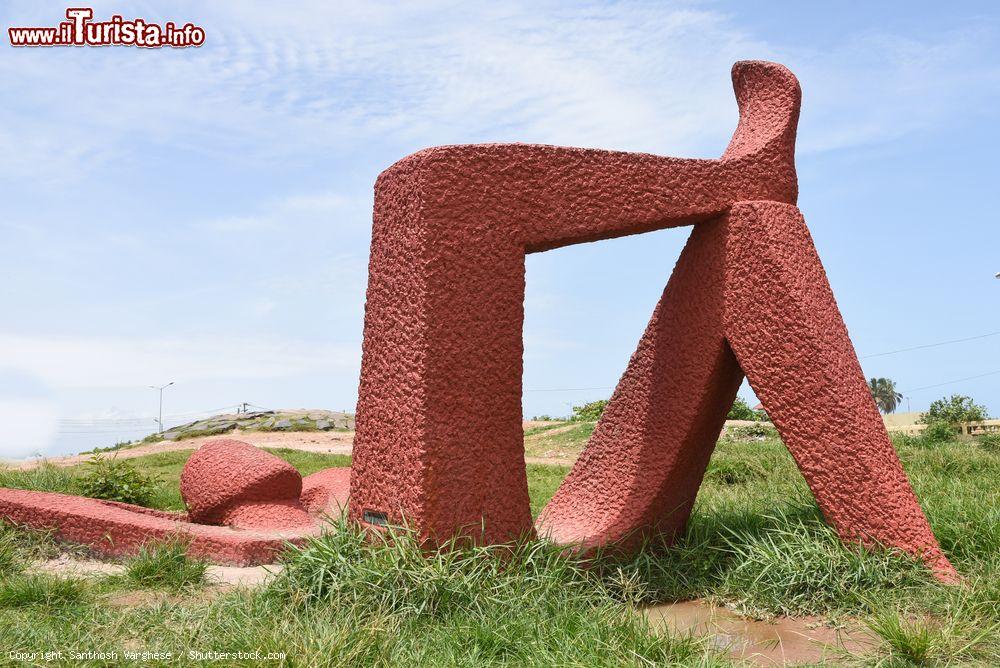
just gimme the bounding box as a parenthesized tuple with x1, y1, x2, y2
(613, 436, 999, 662)
(526, 462, 570, 516)
(86, 440, 134, 454)
(123, 539, 208, 591)
(0, 521, 67, 562)
(865, 607, 940, 665)
(0, 461, 80, 495)
(0, 435, 997, 664)
(522, 421, 596, 458)
(0, 531, 21, 576)
(173, 425, 238, 440)
(262, 517, 718, 666)
(263, 448, 353, 476)
(0, 521, 722, 665)
(522, 421, 572, 437)
(978, 432, 1000, 452)
(0, 574, 88, 608)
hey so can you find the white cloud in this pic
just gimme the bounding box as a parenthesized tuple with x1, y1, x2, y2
(1, 0, 997, 437)
(0, 334, 360, 389)
(4, 1, 993, 185)
(791, 27, 1000, 153)
(250, 299, 277, 317)
(197, 190, 367, 233)
(0, 399, 58, 459)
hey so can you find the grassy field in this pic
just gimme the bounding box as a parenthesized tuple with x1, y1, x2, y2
(0, 432, 998, 665)
(523, 422, 596, 460)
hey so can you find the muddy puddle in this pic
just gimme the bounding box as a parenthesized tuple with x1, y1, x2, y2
(644, 600, 875, 665)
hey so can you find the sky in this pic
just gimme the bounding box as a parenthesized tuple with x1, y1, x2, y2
(1, 1, 998, 458)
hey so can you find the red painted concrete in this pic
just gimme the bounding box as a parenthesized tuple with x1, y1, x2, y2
(181, 438, 303, 526)
(301, 467, 352, 516)
(0, 489, 313, 565)
(352, 60, 957, 580)
(0, 60, 955, 580)
(536, 210, 743, 555)
(724, 202, 955, 581)
(0, 440, 352, 565)
(537, 202, 957, 582)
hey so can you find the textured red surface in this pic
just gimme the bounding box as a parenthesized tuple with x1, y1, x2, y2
(180, 438, 303, 525)
(537, 212, 742, 553)
(0, 440, 352, 565)
(0, 488, 314, 566)
(537, 203, 956, 581)
(352, 60, 957, 580)
(301, 467, 352, 516)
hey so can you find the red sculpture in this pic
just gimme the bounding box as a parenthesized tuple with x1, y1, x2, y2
(351, 61, 957, 582)
(0, 61, 956, 581)
(0, 440, 350, 565)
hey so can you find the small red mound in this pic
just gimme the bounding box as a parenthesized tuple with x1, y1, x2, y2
(220, 500, 316, 530)
(301, 467, 351, 516)
(180, 438, 303, 526)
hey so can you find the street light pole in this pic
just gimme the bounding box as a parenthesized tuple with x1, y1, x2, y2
(149, 382, 174, 433)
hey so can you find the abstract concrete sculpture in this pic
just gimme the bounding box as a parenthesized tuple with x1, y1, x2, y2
(351, 61, 958, 581)
(0, 440, 350, 565)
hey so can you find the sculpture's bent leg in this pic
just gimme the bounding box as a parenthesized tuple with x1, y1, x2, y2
(539, 200, 956, 582)
(722, 201, 958, 581)
(536, 215, 743, 548)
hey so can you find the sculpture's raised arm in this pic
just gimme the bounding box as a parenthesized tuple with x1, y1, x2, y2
(375, 60, 799, 254)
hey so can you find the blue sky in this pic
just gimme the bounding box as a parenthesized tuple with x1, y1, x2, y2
(1, 1, 998, 457)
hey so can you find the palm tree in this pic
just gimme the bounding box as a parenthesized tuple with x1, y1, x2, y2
(868, 377, 903, 414)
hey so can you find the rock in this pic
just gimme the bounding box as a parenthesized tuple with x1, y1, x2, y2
(208, 421, 238, 432)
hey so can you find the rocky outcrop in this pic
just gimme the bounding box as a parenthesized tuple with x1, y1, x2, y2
(160, 410, 354, 441)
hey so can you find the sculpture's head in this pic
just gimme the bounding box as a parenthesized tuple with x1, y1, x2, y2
(722, 60, 801, 163)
